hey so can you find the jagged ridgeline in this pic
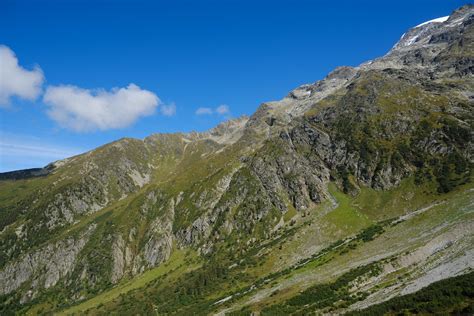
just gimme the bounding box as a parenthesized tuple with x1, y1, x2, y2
(1, 5, 473, 316)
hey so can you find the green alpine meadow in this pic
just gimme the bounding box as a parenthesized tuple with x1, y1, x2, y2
(1, 4, 473, 315)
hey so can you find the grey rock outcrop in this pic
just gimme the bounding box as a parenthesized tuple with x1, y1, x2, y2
(0, 224, 96, 297)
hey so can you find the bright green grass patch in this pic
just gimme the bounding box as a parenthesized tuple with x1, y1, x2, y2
(353, 177, 439, 221)
(57, 248, 200, 315)
(324, 183, 372, 235)
(283, 205, 297, 222)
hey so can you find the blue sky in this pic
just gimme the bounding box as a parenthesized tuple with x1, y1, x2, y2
(0, 0, 469, 172)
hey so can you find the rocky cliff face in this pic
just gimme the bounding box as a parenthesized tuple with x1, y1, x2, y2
(0, 5, 473, 315)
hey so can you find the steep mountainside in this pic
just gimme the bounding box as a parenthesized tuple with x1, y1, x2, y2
(0, 5, 473, 315)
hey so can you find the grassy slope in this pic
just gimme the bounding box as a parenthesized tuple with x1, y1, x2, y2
(56, 248, 201, 315)
(60, 176, 472, 315)
(3, 131, 471, 316)
(5, 139, 245, 315)
(213, 180, 473, 315)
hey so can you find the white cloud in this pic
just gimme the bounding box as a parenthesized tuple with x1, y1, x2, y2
(160, 102, 176, 116)
(196, 107, 213, 115)
(0, 45, 44, 106)
(216, 104, 230, 115)
(195, 104, 230, 116)
(43, 83, 160, 132)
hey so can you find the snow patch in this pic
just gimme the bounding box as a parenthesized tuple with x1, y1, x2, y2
(404, 34, 419, 46)
(415, 16, 449, 28)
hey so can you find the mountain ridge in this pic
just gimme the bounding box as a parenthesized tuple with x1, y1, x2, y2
(2, 5, 472, 177)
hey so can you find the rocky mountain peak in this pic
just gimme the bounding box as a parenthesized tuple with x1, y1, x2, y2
(392, 5, 473, 51)
(207, 115, 249, 137)
(183, 115, 250, 145)
(363, 4, 474, 74)
(245, 5, 474, 128)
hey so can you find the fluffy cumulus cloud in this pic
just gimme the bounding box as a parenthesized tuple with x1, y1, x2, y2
(195, 104, 230, 116)
(0, 45, 44, 106)
(1, 45, 174, 132)
(43, 84, 160, 132)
